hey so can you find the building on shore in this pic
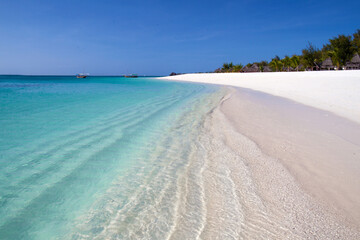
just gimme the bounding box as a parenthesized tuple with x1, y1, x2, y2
(297, 64, 304, 71)
(249, 64, 260, 72)
(241, 65, 249, 72)
(242, 64, 260, 73)
(345, 53, 360, 70)
(321, 57, 335, 70)
(306, 65, 320, 71)
(262, 66, 272, 72)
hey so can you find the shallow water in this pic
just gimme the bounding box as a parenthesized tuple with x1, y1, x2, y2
(0, 75, 224, 239)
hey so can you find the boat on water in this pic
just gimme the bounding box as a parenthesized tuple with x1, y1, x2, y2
(124, 74, 138, 78)
(76, 73, 88, 78)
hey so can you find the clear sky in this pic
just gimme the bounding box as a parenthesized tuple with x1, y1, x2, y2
(0, 0, 359, 76)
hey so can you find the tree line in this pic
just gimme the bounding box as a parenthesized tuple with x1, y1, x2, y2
(216, 29, 360, 72)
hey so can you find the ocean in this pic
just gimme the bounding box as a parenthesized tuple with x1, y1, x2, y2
(0, 75, 224, 239)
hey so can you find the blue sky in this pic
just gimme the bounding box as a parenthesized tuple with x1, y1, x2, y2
(0, 0, 359, 75)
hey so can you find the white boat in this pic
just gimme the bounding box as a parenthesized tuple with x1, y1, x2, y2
(76, 73, 88, 78)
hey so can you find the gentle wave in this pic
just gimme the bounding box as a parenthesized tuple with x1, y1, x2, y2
(0, 76, 222, 239)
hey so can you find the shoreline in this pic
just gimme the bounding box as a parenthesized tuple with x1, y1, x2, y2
(198, 86, 360, 238)
(158, 72, 360, 237)
(159, 71, 360, 124)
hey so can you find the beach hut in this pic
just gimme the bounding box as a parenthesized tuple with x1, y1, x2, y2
(247, 64, 260, 72)
(281, 66, 294, 72)
(262, 66, 272, 72)
(306, 65, 320, 71)
(321, 57, 334, 70)
(345, 53, 360, 70)
(241, 65, 249, 72)
(242, 64, 259, 73)
(297, 64, 304, 71)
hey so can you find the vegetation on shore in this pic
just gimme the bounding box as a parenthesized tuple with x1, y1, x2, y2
(216, 29, 360, 72)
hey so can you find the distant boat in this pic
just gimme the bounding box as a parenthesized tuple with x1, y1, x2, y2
(124, 74, 138, 78)
(76, 73, 88, 78)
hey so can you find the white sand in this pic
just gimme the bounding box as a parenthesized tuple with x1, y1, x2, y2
(199, 89, 360, 238)
(160, 71, 360, 124)
(159, 71, 360, 237)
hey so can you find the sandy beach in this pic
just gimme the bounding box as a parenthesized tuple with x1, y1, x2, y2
(161, 71, 360, 124)
(160, 71, 360, 238)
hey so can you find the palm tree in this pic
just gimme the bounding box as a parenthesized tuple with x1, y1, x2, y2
(228, 62, 234, 70)
(257, 61, 268, 72)
(222, 62, 234, 72)
(222, 63, 229, 72)
(290, 55, 300, 71)
(328, 49, 341, 70)
(269, 58, 283, 72)
(282, 56, 291, 71)
(353, 29, 360, 54)
(302, 42, 321, 70)
(328, 35, 354, 67)
(233, 64, 243, 72)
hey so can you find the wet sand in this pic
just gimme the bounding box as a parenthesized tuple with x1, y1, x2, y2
(198, 87, 360, 238)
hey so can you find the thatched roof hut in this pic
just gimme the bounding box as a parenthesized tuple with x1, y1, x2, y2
(241, 65, 249, 72)
(345, 53, 360, 70)
(245, 64, 259, 72)
(321, 57, 334, 70)
(263, 66, 272, 72)
(242, 64, 260, 73)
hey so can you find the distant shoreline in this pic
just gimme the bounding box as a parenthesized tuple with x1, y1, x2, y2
(0, 74, 162, 77)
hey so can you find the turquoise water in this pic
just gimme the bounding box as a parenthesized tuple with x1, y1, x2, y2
(0, 75, 223, 239)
